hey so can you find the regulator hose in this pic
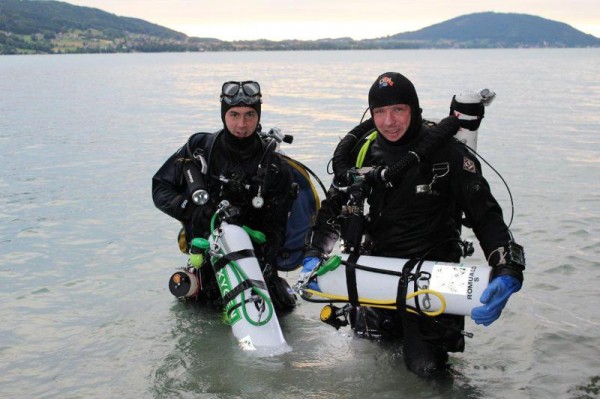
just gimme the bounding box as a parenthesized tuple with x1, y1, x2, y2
(331, 118, 374, 184)
(302, 287, 446, 317)
(385, 116, 460, 185)
(330, 116, 461, 186)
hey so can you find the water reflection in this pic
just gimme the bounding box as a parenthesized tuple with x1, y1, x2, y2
(151, 298, 486, 398)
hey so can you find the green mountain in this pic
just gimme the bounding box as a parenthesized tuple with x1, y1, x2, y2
(1, 1, 598, 54)
(0, 0, 219, 54)
(0, 0, 184, 39)
(387, 12, 600, 48)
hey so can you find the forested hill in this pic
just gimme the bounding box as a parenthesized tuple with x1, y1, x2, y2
(387, 12, 600, 48)
(1, 0, 599, 55)
(0, 0, 184, 39)
(0, 0, 211, 54)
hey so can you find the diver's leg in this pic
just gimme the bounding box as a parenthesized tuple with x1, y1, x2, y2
(402, 313, 450, 377)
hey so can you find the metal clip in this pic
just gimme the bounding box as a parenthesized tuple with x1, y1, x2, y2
(417, 274, 432, 310)
(416, 163, 450, 195)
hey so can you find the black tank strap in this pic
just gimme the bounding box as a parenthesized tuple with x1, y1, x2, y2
(396, 258, 419, 315)
(212, 249, 255, 272)
(345, 253, 361, 306)
(223, 279, 267, 307)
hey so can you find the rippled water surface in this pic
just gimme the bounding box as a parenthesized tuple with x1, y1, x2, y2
(1, 49, 599, 398)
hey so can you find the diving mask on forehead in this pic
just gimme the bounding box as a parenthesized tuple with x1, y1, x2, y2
(220, 81, 262, 105)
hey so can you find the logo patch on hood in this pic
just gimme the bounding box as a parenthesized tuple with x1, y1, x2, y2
(378, 76, 395, 88)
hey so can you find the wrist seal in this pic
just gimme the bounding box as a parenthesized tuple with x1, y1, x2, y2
(489, 241, 526, 282)
(506, 241, 526, 270)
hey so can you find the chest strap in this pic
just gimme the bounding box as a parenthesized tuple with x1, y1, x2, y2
(355, 131, 378, 168)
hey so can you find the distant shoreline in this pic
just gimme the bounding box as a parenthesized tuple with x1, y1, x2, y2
(3, 46, 600, 56)
(3, 6, 598, 55)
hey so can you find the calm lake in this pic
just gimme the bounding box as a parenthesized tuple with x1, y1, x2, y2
(1, 48, 599, 398)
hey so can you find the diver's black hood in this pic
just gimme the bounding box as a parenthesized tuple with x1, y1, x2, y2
(368, 72, 423, 145)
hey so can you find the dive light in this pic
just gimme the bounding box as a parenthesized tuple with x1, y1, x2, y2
(320, 304, 349, 330)
(169, 269, 200, 299)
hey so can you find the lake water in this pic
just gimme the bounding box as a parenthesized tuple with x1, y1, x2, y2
(1, 49, 599, 399)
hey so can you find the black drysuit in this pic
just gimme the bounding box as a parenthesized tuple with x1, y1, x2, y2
(308, 122, 520, 375)
(152, 129, 294, 300)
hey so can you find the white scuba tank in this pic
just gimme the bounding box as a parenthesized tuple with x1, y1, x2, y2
(209, 222, 289, 352)
(452, 88, 496, 151)
(314, 254, 492, 316)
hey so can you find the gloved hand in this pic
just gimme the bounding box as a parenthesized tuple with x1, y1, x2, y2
(295, 256, 321, 292)
(170, 194, 194, 221)
(471, 275, 521, 326)
(364, 165, 387, 186)
(337, 168, 361, 187)
(191, 205, 215, 234)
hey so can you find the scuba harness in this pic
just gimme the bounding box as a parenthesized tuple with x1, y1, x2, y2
(177, 128, 280, 254)
(183, 128, 273, 211)
(302, 159, 478, 337)
(301, 89, 523, 336)
(300, 165, 481, 339)
(179, 127, 327, 273)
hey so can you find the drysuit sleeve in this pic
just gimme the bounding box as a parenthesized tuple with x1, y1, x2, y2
(453, 148, 524, 283)
(332, 118, 375, 184)
(304, 185, 345, 258)
(152, 145, 193, 222)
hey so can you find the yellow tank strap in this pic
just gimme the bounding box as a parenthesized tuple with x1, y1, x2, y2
(355, 131, 378, 168)
(177, 225, 189, 254)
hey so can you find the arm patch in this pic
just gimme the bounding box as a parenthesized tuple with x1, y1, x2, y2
(463, 156, 477, 173)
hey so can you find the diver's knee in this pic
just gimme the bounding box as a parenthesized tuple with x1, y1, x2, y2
(404, 351, 448, 378)
(405, 358, 447, 377)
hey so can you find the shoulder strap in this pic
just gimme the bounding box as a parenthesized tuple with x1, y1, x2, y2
(355, 130, 378, 168)
(185, 130, 222, 176)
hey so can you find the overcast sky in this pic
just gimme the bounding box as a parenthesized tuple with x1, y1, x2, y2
(64, 0, 600, 40)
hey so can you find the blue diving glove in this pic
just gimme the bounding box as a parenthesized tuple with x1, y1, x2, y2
(471, 275, 521, 326)
(295, 256, 321, 292)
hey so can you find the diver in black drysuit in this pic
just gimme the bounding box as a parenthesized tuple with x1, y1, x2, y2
(152, 81, 296, 309)
(304, 72, 525, 377)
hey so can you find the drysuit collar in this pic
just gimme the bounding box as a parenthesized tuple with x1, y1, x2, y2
(221, 127, 262, 159)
